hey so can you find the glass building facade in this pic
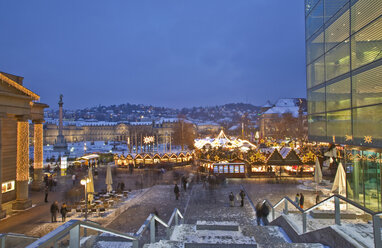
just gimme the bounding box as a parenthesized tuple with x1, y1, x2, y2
(305, 0, 382, 210)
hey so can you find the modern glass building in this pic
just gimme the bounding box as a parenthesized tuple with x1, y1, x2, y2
(305, 0, 382, 210)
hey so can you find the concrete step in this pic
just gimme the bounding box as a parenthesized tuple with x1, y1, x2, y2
(184, 243, 257, 247)
(196, 220, 240, 231)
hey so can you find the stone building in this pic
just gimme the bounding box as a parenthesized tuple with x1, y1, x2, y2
(43, 118, 179, 146)
(0, 72, 48, 218)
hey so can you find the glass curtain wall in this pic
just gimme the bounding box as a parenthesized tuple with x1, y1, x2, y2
(345, 149, 381, 211)
(305, 0, 382, 147)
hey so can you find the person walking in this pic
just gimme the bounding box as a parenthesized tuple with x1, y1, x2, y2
(182, 176, 187, 192)
(60, 202, 68, 222)
(315, 192, 320, 205)
(255, 202, 262, 225)
(299, 193, 305, 209)
(295, 193, 300, 206)
(72, 174, 76, 185)
(260, 202, 270, 226)
(239, 190, 246, 207)
(44, 186, 49, 203)
(50, 201, 59, 222)
(174, 183, 180, 200)
(229, 192, 235, 207)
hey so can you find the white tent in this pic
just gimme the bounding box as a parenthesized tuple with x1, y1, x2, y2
(87, 167, 95, 203)
(106, 164, 113, 193)
(331, 162, 346, 196)
(314, 157, 323, 184)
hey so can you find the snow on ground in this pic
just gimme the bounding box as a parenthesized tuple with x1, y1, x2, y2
(283, 213, 375, 247)
(25, 189, 148, 237)
(170, 224, 256, 244)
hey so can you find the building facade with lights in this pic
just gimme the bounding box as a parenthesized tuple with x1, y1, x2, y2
(0, 72, 48, 218)
(305, 0, 382, 210)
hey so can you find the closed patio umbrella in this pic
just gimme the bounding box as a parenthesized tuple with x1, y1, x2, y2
(106, 164, 113, 193)
(87, 167, 95, 203)
(331, 162, 346, 196)
(314, 157, 323, 184)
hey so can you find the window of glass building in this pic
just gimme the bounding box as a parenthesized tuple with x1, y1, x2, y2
(307, 55, 325, 88)
(352, 64, 382, 107)
(308, 113, 326, 137)
(325, 39, 350, 81)
(351, 0, 382, 34)
(326, 78, 351, 111)
(306, 31, 324, 64)
(324, 0, 349, 23)
(353, 104, 382, 145)
(305, 0, 321, 15)
(346, 149, 381, 211)
(351, 15, 382, 70)
(306, 0, 324, 39)
(308, 86, 325, 113)
(325, 8, 349, 52)
(326, 110, 351, 140)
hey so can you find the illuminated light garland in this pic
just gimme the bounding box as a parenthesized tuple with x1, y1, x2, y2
(0, 73, 40, 100)
(364, 136, 372, 144)
(33, 123, 43, 169)
(16, 121, 29, 181)
(144, 136, 155, 144)
(194, 130, 256, 150)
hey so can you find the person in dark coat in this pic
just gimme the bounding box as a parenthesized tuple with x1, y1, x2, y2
(182, 176, 187, 192)
(44, 186, 49, 203)
(121, 182, 125, 192)
(299, 193, 305, 209)
(174, 184, 180, 200)
(50, 201, 59, 222)
(260, 202, 270, 226)
(239, 190, 246, 207)
(60, 202, 68, 222)
(255, 202, 262, 225)
(229, 192, 235, 207)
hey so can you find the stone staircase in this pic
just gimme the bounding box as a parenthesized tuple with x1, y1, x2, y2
(142, 221, 324, 248)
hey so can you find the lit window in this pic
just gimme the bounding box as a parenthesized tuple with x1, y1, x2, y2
(1, 180, 15, 193)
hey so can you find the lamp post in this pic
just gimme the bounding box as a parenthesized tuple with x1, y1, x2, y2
(80, 178, 90, 221)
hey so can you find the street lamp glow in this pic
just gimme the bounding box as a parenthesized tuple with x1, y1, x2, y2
(81, 178, 90, 185)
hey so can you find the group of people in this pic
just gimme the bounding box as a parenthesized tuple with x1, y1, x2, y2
(228, 190, 246, 207)
(50, 201, 69, 223)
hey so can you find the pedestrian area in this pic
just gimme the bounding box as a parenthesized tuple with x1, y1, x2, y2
(1, 182, 379, 247)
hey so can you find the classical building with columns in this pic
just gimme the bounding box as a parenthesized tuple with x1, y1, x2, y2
(0, 72, 48, 218)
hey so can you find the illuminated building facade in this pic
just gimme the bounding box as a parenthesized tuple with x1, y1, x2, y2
(0, 72, 48, 218)
(305, 0, 382, 210)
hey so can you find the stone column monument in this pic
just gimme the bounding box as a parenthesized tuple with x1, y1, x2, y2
(54, 94, 67, 151)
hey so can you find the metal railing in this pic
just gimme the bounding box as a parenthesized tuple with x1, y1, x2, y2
(24, 208, 184, 248)
(258, 193, 382, 248)
(0, 233, 38, 248)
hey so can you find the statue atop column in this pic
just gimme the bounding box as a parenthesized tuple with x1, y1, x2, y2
(54, 94, 68, 151)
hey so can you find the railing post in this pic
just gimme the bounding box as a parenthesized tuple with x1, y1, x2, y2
(283, 199, 288, 215)
(69, 225, 80, 248)
(272, 208, 275, 221)
(334, 196, 341, 225)
(150, 217, 156, 243)
(175, 213, 179, 225)
(373, 215, 381, 248)
(166, 226, 171, 239)
(132, 239, 139, 248)
(0, 235, 5, 248)
(302, 212, 307, 233)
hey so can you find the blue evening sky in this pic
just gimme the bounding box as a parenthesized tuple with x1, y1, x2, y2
(0, 0, 306, 109)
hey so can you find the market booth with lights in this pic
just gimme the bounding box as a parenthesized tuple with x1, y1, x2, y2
(212, 162, 246, 178)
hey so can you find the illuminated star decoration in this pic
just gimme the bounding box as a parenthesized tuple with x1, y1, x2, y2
(250, 155, 255, 162)
(364, 136, 373, 144)
(345, 135, 353, 141)
(214, 155, 220, 161)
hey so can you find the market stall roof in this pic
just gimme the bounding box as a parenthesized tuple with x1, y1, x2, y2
(283, 149, 302, 165)
(80, 154, 100, 160)
(266, 149, 284, 165)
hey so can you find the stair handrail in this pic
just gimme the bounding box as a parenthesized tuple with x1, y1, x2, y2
(0, 233, 38, 248)
(259, 194, 382, 248)
(19, 207, 185, 248)
(25, 219, 137, 248)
